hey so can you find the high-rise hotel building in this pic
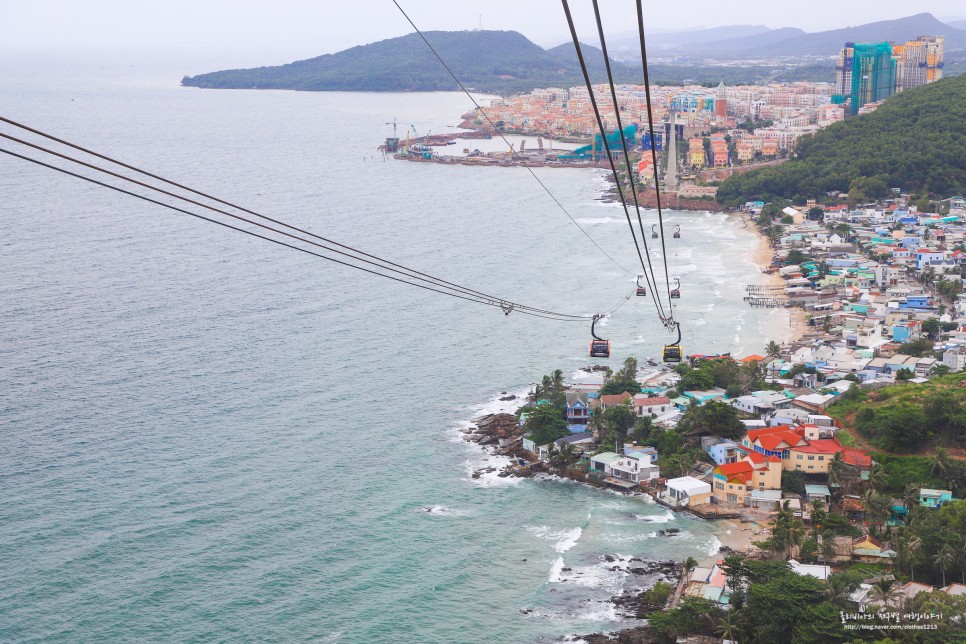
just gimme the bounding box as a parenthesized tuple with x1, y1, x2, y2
(835, 36, 944, 115)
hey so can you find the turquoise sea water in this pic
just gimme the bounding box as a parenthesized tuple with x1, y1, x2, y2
(1, 58, 793, 642)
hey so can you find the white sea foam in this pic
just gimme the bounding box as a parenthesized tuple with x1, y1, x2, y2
(527, 525, 584, 553)
(555, 527, 583, 553)
(416, 505, 466, 517)
(635, 509, 675, 524)
(575, 217, 616, 225)
(706, 535, 722, 555)
(599, 531, 658, 543)
(548, 556, 566, 582)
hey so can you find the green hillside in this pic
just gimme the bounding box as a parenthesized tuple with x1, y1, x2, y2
(182, 30, 638, 95)
(826, 373, 966, 453)
(716, 74, 966, 205)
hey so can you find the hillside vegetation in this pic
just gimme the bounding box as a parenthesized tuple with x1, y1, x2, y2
(717, 74, 966, 205)
(826, 374, 966, 453)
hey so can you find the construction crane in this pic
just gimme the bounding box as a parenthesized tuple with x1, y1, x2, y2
(384, 118, 400, 153)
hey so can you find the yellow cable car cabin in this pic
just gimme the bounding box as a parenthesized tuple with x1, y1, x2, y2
(663, 322, 683, 363)
(662, 344, 682, 362)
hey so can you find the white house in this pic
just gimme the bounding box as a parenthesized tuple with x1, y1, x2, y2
(634, 395, 672, 418)
(663, 476, 712, 507)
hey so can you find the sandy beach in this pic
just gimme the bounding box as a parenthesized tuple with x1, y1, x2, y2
(733, 211, 809, 345)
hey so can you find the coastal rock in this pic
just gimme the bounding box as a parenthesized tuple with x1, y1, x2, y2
(498, 394, 517, 401)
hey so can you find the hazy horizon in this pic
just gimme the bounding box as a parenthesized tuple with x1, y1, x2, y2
(4, 0, 964, 69)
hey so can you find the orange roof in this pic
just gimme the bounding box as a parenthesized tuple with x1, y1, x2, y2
(741, 355, 765, 363)
(757, 431, 805, 451)
(600, 393, 633, 405)
(715, 461, 754, 480)
(746, 425, 795, 442)
(634, 396, 671, 406)
(745, 451, 765, 464)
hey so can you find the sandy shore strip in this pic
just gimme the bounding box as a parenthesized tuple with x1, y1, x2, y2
(732, 211, 808, 345)
(699, 517, 772, 566)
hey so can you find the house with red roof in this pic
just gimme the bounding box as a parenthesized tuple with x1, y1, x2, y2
(711, 452, 782, 505)
(740, 425, 871, 474)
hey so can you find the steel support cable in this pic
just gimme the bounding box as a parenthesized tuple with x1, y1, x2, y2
(560, 0, 669, 324)
(588, 0, 670, 323)
(636, 0, 676, 326)
(0, 122, 585, 320)
(0, 131, 592, 321)
(389, 0, 633, 277)
(1, 146, 595, 322)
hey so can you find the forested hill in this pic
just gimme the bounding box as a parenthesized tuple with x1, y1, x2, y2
(716, 74, 966, 206)
(181, 30, 638, 95)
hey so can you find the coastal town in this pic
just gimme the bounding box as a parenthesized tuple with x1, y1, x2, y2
(463, 187, 966, 640)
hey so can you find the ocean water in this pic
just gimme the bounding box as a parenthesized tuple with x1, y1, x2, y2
(1, 58, 792, 642)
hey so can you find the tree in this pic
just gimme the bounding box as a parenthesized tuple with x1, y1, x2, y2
(827, 452, 846, 490)
(647, 597, 723, 641)
(765, 340, 782, 358)
(714, 610, 743, 643)
(786, 248, 808, 265)
(934, 545, 957, 587)
(523, 402, 569, 446)
(896, 367, 914, 380)
(601, 400, 636, 438)
(677, 400, 744, 439)
(922, 317, 942, 339)
(820, 530, 838, 565)
(869, 578, 900, 609)
(600, 357, 641, 395)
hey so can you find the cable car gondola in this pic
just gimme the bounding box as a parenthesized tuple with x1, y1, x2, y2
(673, 225, 681, 239)
(651, 223, 659, 239)
(589, 314, 610, 358)
(670, 277, 681, 299)
(636, 274, 647, 297)
(663, 323, 683, 363)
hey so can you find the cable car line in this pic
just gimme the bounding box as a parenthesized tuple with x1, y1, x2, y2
(560, 0, 669, 325)
(0, 129, 614, 321)
(0, 119, 573, 318)
(389, 1, 633, 277)
(588, 0, 671, 320)
(1, 144, 616, 322)
(636, 0, 676, 321)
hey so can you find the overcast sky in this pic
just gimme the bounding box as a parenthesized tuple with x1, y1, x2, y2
(4, 0, 964, 62)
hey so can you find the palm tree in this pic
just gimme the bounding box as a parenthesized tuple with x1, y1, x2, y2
(820, 530, 838, 565)
(931, 447, 951, 479)
(897, 535, 923, 582)
(787, 519, 806, 559)
(811, 500, 828, 537)
(902, 483, 921, 524)
(869, 578, 900, 609)
(715, 610, 743, 643)
(867, 463, 886, 493)
(683, 556, 698, 583)
(824, 572, 856, 608)
(550, 369, 564, 394)
(957, 539, 966, 584)
(827, 453, 846, 491)
(589, 410, 606, 445)
(766, 340, 782, 358)
(934, 546, 957, 587)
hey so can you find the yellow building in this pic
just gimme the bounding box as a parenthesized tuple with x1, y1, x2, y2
(712, 452, 782, 504)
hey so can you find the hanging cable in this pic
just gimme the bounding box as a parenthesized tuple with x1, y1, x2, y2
(389, 1, 632, 276)
(560, 0, 669, 325)
(636, 0, 676, 326)
(0, 128, 607, 321)
(1, 136, 640, 322)
(588, 0, 671, 323)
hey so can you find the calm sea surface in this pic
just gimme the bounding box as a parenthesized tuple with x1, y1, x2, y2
(1, 57, 793, 642)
